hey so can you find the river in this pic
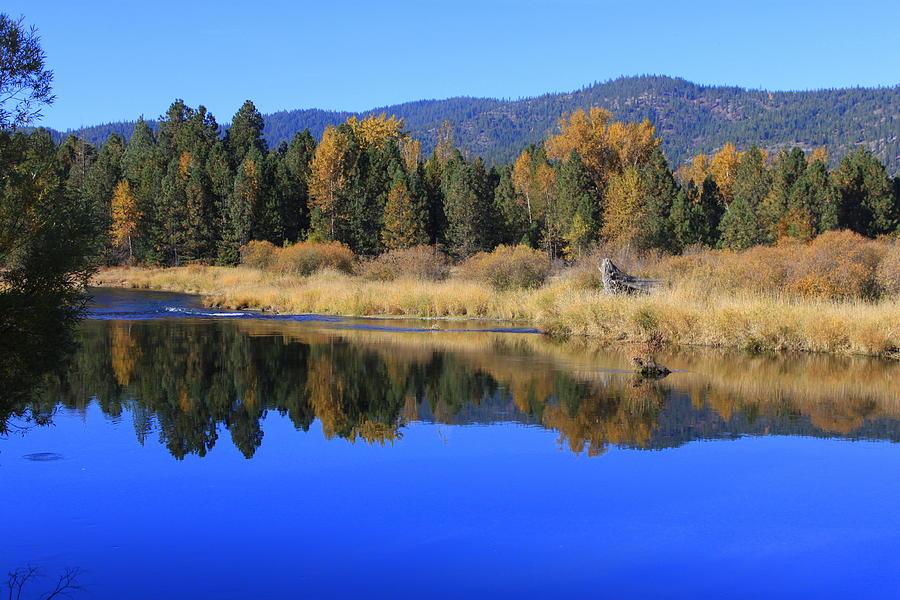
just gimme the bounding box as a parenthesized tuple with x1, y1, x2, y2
(2, 288, 899, 599)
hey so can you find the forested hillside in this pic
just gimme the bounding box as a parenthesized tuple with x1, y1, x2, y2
(44, 76, 900, 172)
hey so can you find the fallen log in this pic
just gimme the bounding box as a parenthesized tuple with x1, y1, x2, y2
(599, 258, 662, 294)
(631, 357, 671, 378)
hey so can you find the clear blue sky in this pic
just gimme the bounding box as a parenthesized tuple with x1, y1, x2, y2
(9, 0, 900, 130)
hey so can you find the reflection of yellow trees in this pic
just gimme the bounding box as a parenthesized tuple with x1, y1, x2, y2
(242, 322, 899, 441)
(81, 318, 900, 459)
(109, 322, 140, 386)
(543, 380, 663, 456)
(350, 421, 403, 446)
(306, 354, 349, 439)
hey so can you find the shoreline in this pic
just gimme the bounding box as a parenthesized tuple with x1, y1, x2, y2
(91, 266, 900, 360)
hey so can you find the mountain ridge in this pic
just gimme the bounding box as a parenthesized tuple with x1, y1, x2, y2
(38, 75, 900, 172)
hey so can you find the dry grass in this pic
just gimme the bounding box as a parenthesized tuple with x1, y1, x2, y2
(92, 231, 900, 359)
(93, 262, 899, 359)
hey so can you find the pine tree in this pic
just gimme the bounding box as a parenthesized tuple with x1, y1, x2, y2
(834, 147, 898, 237)
(790, 157, 839, 238)
(671, 177, 723, 248)
(442, 152, 492, 258)
(636, 148, 679, 252)
(719, 146, 771, 250)
(225, 100, 266, 168)
(219, 150, 263, 264)
(183, 164, 216, 261)
(555, 150, 599, 256)
(762, 147, 807, 240)
(272, 129, 315, 243)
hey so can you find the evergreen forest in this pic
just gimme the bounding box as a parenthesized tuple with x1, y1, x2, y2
(32, 99, 900, 268)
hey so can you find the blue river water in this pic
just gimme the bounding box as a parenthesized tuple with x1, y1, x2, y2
(1, 289, 899, 599)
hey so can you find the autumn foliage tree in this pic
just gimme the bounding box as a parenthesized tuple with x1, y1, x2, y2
(308, 125, 348, 240)
(546, 107, 659, 189)
(110, 179, 140, 262)
(382, 178, 427, 250)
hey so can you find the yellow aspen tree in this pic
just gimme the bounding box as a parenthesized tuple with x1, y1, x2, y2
(382, 179, 427, 250)
(511, 149, 536, 225)
(546, 107, 659, 188)
(399, 137, 421, 175)
(710, 143, 743, 203)
(601, 167, 644, 246)
(562, 212, 592, 259)
(110, 179, 141, 262)
(810, 146, 829, 164)
(435, 120, 455, 166)
(606, 119, 660, 169)
(545, 107, 614, 188)
(308, 125, 347, 239)
(677, 153, 711, 188)
(349, 113, 405, 148)
(533, 161, 559, 255)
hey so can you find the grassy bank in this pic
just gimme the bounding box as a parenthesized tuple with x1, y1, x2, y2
(92, 263, 899, 359)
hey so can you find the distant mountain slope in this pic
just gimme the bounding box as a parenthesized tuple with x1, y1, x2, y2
(42, 75, 900, 172)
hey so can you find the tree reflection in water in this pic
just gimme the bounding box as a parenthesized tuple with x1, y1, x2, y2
(20, 318, 900, 459)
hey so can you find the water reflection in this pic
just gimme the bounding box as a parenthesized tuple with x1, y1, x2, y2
(39, 317, 900, 459)
(0, 299, 82, 435)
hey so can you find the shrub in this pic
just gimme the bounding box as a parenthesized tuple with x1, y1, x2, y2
(357, 246, 450, 281)
(785, 231, 881, 299)
(272, 241, 355, 276)
(458, 245, 551, 290)
(239, 240, 277, 269)
(656, 230, 889, 300)
(876, 239, 900, 297)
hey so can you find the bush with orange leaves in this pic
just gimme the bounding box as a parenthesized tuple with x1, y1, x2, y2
(656, 231, 894, 300)
(357, 246, 450, 282)
(239, 240, 277, 269)
(876, 239, 900, 296)
(458, 245, 551, 290)
(240, 240, 355, 276)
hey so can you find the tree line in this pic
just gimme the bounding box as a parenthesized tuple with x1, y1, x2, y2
(35, 319, 900, 460)
(26, 99, 900, 267)
(40, 76, 900, 173)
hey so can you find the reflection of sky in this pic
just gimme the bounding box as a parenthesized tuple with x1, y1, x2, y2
(3, 403, 900, 599)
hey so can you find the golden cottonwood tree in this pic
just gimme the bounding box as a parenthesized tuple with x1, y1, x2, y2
(810, 146, 829, 164)
(710, 142, 742, 203)
(308, 125, 348, 239)
(110, 179, 141, 262)
(677, 153, 711, 188)
(435, 120, 455, 166)
(511, 150, 537, 224)
(348, 113, 405, 148)
(545, 107, 659, 188)
(601, 167, 643, 246)
(399, 137, 421, 175)
(382, 179, 427, 250)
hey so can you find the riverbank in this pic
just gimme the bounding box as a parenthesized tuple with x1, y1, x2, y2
(92, 265, 899, 359)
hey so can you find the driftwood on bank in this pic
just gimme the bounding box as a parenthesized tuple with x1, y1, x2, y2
(599, 258, 662, 294)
